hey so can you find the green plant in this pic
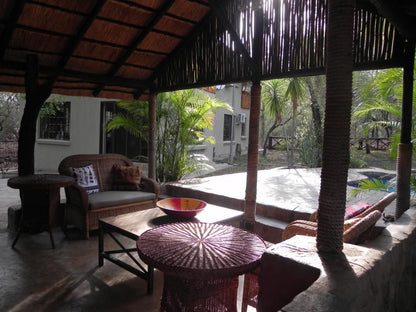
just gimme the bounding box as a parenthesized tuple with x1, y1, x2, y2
(107, 89, 231, 182)
(156, 90, 231, 182)
(296, 122, 322, 168)
(349, 178, 392, 197)
(349, 156, 368, 168)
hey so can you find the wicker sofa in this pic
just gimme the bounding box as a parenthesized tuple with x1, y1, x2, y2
(58, 153, 160, 238)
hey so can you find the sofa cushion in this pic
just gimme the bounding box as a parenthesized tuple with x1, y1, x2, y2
(344, 202, 371, 220)
(112, 165, 143, 191)
(72, 164, 100, 194)
(88, 191, 156, 210)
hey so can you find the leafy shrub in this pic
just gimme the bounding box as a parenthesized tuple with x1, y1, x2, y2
(349, 156, 368, 168)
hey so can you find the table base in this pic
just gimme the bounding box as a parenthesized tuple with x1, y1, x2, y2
(13, 188, 61, 249)
(99, 223, 154, 294)
(160, 275, 239, 312)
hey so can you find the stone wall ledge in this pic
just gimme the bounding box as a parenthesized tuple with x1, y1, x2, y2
(257, 207, 416, 312)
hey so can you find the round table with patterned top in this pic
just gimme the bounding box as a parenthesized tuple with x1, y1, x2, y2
(137, 222, 266, 312)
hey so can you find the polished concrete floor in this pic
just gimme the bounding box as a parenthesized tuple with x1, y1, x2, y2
(0, 178, 252, 312)
(0, 167, 393, 311)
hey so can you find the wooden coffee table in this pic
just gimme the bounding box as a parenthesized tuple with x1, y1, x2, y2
(98, 204, 244, 294)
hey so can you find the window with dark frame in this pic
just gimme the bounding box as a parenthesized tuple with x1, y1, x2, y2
(39, 102, 71, 140)
(223, 114, 233, 141)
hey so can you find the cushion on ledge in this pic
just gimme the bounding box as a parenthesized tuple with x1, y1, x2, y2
(113, 165, 143, 191)
(344, 201, 371, 220)
(72, 164, 100, 194)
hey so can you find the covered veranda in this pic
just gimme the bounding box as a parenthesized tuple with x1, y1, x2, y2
(0, 0, 415, 311)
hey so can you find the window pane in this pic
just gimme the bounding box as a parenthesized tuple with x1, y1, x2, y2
(39, 102, 70, 140)
(223, 114, 232, 141)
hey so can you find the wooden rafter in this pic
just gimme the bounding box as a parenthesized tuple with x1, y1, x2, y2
(138, 12, 215, 99)
(0, 60, 148, 89)
(0, 0, 27, 59)
(48, 0, 107, 86)
(93, 0, 177, 96)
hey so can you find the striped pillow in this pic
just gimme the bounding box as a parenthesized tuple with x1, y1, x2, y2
(344, 202, 371, 220)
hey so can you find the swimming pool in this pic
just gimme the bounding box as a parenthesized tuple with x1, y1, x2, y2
(348, 171, 396, 192)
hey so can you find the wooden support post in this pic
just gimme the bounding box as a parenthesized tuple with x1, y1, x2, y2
(243, 3, 263, 230)
(395, 40, 415, 219)
(317, 0, 354, 253)
(148, 92, 157, 180)
(244, 83, 261, 229)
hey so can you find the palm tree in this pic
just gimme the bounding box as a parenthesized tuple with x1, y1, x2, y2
(105, 100, 149, 143)
(285, 77, 307, 166)
(260, 79, 290, 157)
(353, 68, 416, 158)
(107, 89, 231, 182)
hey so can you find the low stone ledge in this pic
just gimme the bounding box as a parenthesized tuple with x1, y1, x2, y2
(257, 207, 416, 312)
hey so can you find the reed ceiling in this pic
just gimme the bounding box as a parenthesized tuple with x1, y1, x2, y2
(0, 0, 414, 101)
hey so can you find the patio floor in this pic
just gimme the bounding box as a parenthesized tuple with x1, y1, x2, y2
(0, 167, 395, 311)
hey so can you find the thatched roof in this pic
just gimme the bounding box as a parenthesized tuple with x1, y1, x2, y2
(0, 0, 415, 101)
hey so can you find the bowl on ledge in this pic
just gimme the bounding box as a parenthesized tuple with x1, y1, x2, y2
(156, 198, 207, 219)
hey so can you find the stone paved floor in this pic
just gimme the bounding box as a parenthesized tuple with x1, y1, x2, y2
(0, 166, 396, 312)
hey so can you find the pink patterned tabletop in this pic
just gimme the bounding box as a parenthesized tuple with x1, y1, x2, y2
(137, 222, 266, 280)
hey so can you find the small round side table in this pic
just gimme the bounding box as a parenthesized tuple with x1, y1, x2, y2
(137, 222, 265, 312)
(8, 174, 75, 248)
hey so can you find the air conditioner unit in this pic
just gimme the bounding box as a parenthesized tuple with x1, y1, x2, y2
(235, 113, 241, 125)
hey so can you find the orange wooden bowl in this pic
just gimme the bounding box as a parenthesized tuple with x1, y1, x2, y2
(157, 198, 207, 219)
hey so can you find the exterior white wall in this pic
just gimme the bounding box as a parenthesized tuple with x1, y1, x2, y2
(33, 85, 251, 172)
(188, 84, 250, 162)
(211, 85, 249, 161)
(35, 95, 113, 173)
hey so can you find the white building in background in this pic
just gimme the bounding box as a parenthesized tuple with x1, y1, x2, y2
(33, 84, 251, 173)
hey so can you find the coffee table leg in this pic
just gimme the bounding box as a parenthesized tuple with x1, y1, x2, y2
(98, 223, 104, 266)
(147, 266, 154, 294)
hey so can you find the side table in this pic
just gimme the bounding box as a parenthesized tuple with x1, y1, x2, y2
(7, 174, 75, 249)
(137, 222, 266, 312)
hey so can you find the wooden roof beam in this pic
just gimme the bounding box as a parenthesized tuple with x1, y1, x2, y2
(93, 0, 177, 97)
(48, 0, 107, 85)
(137, 10, 215, 99)
(1, 60, 149, 90)
(369, 0, 416, 40)
(0, 0, 27, 60)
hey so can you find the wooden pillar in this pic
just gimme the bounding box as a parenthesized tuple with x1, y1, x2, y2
(243, 2, 263, 230)
(244, 83, 261, 228)
(395, 40, 415, 219)
(18, 54, 52, 176)
(317, 0, 354, 253)
(148, 92, 157, 180)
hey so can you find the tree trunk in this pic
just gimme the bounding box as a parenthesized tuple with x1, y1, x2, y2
(262, 122, 278, 157)
(317, 0, 354, 253)
(18, 55, 52, 176)
(306, 77, 323, 147)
